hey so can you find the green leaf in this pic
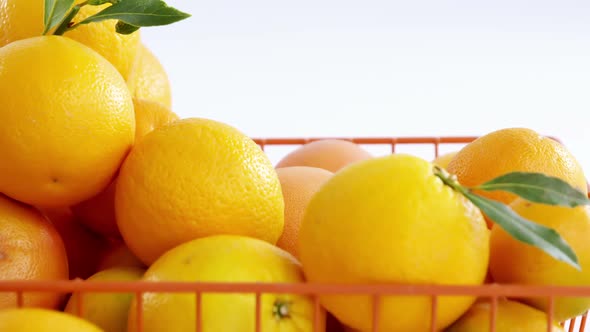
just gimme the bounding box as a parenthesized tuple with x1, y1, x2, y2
(88, 0, 118, 5)
(43, 0, 75, 34)
(78, 0, 191, 28)
(475, 172, 590, 208)
(464, 192, 581, 270)
(115, 21, 140, 34)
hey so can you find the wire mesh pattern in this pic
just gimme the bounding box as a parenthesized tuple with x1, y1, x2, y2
(0, 135, 588, 332)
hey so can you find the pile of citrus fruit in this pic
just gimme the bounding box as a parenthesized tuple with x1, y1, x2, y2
(0, 1, 589, 332)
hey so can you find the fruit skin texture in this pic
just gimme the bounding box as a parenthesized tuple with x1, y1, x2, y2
(127, 234, 325, 332)
(490, 198, 590, 322)
(0, 0, 44, 46)
(275, 166, 333, 260)
(447, 127, 587, 207)
(72, 98, 178, 238)
(127, 43, 173, 108)
(276, 139, 373, 173)
(445, 298, 565, 332)
(298, 154, 490, 332)
(115, 118, 285, 265)
(0, 195, 69, 309)
(0, 308, 103, 332)
(65, 267, 145, 332)
(0, 36, 135, 208)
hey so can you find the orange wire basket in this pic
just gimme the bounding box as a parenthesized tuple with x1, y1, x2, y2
(1, 135, 589, 332)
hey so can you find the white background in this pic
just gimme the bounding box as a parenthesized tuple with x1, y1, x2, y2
(141, 0, 590, 172)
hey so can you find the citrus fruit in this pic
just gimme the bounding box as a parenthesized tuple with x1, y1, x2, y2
(65, 267, 145, 332)
(276, 139, 373, 173)
(275, 166, 333, 259)
(72, 98, 178, 238)
(127, 43, 173, 108)
(0, 0, 140, 80)
(298, 153, 490, 332)
(97, 241, 146, 271)
(0, 36, 135, 208)
(38, 207, 111, 280)
(433, 151, 458, 169)
(446, 128, 587, 207)
(0, 195, 68, 309)
(490, 198, 590, 322)
(445, 298, 565, 332)
(0, 308, 102, 332)
(115, 118, 284, 265)
(127, 235, 325, 332)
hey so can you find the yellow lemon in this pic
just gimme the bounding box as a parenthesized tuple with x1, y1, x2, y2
(298, 154, 490, 332)
(127, 235, 325, 332)
(0, 308, 102, 332)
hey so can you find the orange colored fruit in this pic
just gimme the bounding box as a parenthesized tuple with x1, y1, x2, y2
(0, 0, 140, 80)
(432, 151, 458, 169)
(115, 118, 284, 265)
(72, 98, 178, 238)
(0, 36, 135, 207)
(65, 267, 145, 332)
(128, 235, 325, 332)
(298, 154, 490, 332)
(490, 199, 590, 322)
(445, 298, 565, 332)
(275, 166, 333, 259)
(97, 241, 146, 271)
(39, 207, 111, 280)
(0, 308, 103, 332)
(276, 139, 373, 173)
(447, 128, 587, 207)
(0, 195, 68, 309)
(127, 43, 173, 108)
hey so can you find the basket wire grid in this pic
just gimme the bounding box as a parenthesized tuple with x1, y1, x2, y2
(0, 135, 589, 332)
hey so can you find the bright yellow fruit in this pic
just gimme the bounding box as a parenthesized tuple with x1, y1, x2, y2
(127, 43, 173, 108)
(447, 128, 587, 207)
(433, 151, 458, 169)
(132, 98, 179, 140)
(0, 308, 103, 332)
(0, 36, 135, 208)
(445, 298, 565, 332)
(490, 198, 590, 322)
(115, 118, 284, 265)
(0, 0, 140, 80)
(65, 267, 145, 332)
(298, 154, 490, 332)
(128, 235, 325, 332)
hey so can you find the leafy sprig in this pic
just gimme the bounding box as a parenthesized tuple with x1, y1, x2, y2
(433, 166, 590, 270)
(43, 0, 190, 36)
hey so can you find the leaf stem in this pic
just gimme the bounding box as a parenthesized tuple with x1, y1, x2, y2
(433, 165, 469, 195)
(52, 4, 82, 36)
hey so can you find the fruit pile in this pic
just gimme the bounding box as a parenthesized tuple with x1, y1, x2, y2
(0, 1, 589, 332)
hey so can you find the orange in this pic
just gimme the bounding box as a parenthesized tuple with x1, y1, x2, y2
(445, 298, 565, 332)
(97, 241, 146, 271)
(298, 154, 490, 332)
(127, 43, 173, 108)
(0, 195, 69, 309)
(65, 267, 145, 332)
(115, 118, 284, 265)
(490, 199, 590, 322)
(0, 36, 135, 208)
(38, 207, 111, 280)
(71, 98, 179, 238)
(276, 139, 373, 173)
(64, 2, 141, 80)
(447, 127, 587, 207)
(128, 235, 325, 332)
(0, 308, 102, 332)
(0, 0, 140, 80)
(275, 166, 333, 259)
